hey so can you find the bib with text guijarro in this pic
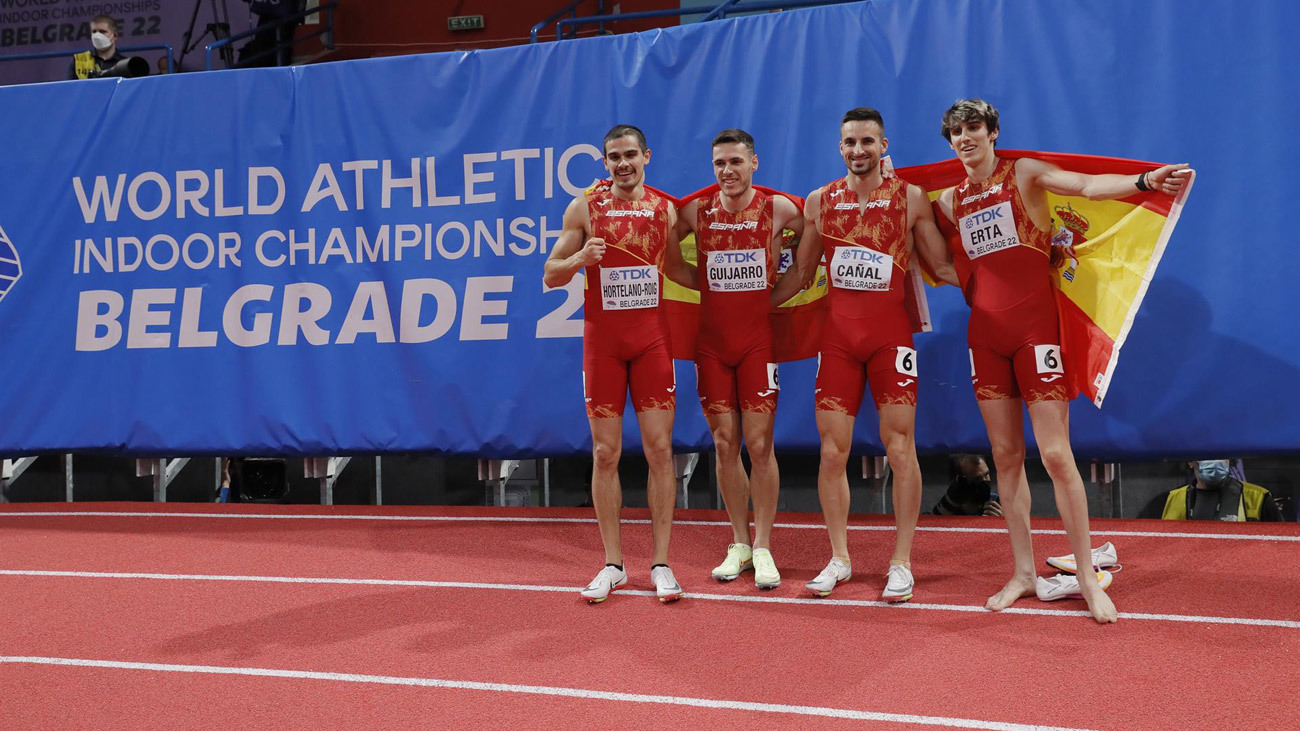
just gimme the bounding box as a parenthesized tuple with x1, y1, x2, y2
(599, 265, 659, 310)
(829, 246, 893, 291)
(959, 201, 1021, 259)
(706, 248, 768, 292)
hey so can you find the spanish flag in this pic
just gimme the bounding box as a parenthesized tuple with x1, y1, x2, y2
(899, 151, 1195, 407)
(663, 184, 932, 362)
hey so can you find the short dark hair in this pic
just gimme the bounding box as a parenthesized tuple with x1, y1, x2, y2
(841, 107, 885, 130)
(711, 128, 755, 154)
(603, 124, 647, 153)
(91, 14, 119, 34)
(940, 99, 1000, 141)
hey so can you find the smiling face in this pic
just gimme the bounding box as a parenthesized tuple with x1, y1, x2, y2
(712, 141, 756, 197)
(947, 118, 998, 168)
(839, 120, 888, 178)
(603, 135, 649, 192)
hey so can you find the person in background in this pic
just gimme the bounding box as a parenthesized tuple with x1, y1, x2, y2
(1140, 459, 1283, 522)
(932, 454, 1002, 516)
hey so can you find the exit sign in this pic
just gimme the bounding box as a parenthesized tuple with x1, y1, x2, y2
(448, 15, 485, 31)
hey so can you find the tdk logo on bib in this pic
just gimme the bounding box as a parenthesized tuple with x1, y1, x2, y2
(608, 267, 654, 282)
(712, 251, 758, 264)
(0, 224, 22, 305)
(963, 206, 1005, 228)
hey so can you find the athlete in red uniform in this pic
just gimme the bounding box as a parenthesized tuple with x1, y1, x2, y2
(675, 129, 803, 590)
(544, 124, 695, 604)
(934, 99, 1192, 623)
(772, 108, 953, 601)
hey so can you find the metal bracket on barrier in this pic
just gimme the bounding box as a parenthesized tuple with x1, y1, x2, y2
(674, 453, 700, 509)
(479, 459, 521, 506)
(135, 458, 190, 503)
(1, 456, 39, 503)
(1091, 461, 1121, 518)
(861, 455, 890, 514)
(305, 457, 351, 506)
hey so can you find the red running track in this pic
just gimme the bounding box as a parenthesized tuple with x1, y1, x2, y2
(1, 503, 1297, 730)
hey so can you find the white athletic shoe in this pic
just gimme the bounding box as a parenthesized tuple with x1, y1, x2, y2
(580, 565, 627, 604)
(1035, 570, 1114, 602)
(881, 564, 914, 603)
(1046, 542, 1120, 574)
(651, 565, 683, 603)
(806, 558, 852, 597)
(711, 543, 754, 581)
(752, 548, 781, 589)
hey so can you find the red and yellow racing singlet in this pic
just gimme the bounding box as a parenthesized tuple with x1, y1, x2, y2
(583, 180, 673, 332)
(949, 157, 1054, 312)
(818, 176, 910, 320)
(695, 189, 776, 347)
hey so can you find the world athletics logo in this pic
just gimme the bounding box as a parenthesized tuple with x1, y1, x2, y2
(0, 224, 20, 304)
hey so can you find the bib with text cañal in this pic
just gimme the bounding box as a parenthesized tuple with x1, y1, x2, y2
(829, 246, 893, 291)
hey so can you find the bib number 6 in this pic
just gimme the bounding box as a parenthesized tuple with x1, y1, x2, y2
(895, 346, 918, 377)
(1034, 344, 1064, 374)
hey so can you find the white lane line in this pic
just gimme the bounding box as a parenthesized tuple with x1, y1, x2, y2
(1, 511, 1297, 542)
(2, 569, 1296, 629)
(0, 655, 1100, 731)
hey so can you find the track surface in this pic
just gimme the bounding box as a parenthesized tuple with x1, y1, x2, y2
(2, 504, 1297, 730)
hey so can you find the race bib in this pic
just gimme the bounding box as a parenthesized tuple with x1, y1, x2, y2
(600, 265, 659, 310)
(706, 248, 767, 292)
(959, 201, 1021, 259)
(829, 246, 892, 291)
(895, 346, 917, 377)
(1034, 344, 1064, 375)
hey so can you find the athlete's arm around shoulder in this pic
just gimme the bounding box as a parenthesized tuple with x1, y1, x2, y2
(772, 193, 804, 240)
(770, 187, 822, 306)
(935, 187, 956, 224)
(1017, 156, 1194, 201)
(662, 200, 698, 289)
(543, 196, 603, 288)
(907, 184, 958, 286)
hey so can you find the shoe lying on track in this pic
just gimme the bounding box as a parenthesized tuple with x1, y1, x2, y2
(580, 565, 627, 604)
(752, 548, 781, 589)
(651, 565, 684, 603)
(711, 543, 753, 582)
(881, 564, 914, 603)
(806, 558, 852, 597)
(1045, 542, 1120, 574)
(1035, 570, 1114, 602)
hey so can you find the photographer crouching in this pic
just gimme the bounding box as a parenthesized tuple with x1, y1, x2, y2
(68, 16, 150, 80)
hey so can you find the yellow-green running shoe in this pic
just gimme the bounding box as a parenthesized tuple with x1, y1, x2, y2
(752, 547, 781, 589)
(710, 543, 753, 582)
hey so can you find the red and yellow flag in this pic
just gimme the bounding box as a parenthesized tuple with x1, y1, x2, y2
(899, 150, 1195, 407)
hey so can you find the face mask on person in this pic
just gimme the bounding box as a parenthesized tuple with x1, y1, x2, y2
(1197, 460, 1230, 487)
(91, 31, 113, 51)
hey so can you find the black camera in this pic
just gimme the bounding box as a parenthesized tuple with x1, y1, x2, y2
(92, 56, 151, 79)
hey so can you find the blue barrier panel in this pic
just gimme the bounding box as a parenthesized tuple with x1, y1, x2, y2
(0, 0, 1296, 458)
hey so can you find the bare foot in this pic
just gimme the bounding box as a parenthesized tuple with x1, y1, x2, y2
(1082, 585, 1119, 624)
(985, 575, 1035, 611)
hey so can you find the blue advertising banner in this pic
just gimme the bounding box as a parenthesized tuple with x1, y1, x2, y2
(0, 0, 1297, 458)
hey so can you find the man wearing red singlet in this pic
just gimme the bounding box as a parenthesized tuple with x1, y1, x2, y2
(772, 108, 954, 602)
(544, 124, 695, 604)
(934, 99, 1192, 623)
(674, 129, 803, 590)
